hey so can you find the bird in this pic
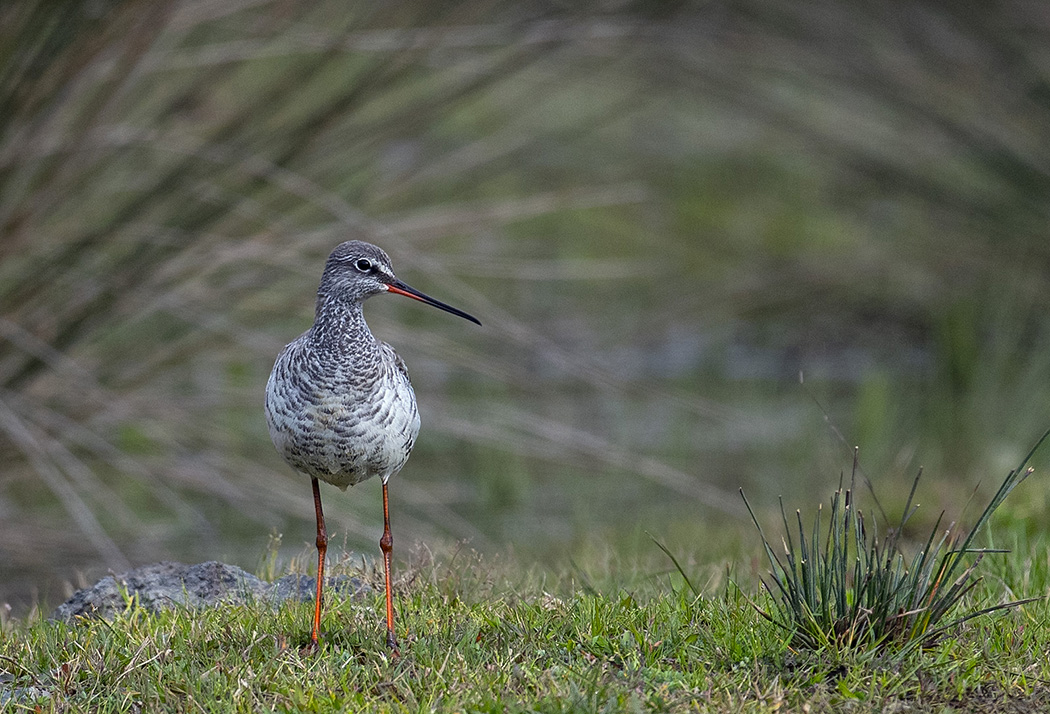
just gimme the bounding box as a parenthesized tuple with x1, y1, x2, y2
(264, 240, 480, 652)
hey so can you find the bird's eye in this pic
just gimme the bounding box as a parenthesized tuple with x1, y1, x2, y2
(354, 258, 372, 272)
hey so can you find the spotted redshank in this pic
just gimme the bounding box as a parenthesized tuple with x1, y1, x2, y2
(265, 240, 480, 652)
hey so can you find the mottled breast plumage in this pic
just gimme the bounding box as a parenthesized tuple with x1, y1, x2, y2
(265, 307, 420, 490)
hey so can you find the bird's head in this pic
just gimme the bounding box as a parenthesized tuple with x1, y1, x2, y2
(318, 240, 481, 325)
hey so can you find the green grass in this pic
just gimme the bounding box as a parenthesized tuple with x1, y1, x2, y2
(2, 538, 1049, 713)
(739, 431, 1050, 656)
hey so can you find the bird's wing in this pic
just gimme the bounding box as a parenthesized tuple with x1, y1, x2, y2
(382, 341, 411, 382)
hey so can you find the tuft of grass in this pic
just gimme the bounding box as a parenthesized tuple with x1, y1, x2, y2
(739, 428, 1050, 655)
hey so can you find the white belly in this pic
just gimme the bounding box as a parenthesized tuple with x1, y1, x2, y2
(265, 342, 420, 490)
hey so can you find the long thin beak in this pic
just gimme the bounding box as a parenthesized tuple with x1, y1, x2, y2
(385, 279, 481, 325)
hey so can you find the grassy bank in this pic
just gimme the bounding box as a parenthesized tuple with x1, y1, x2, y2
(2, 529, 1049, 713)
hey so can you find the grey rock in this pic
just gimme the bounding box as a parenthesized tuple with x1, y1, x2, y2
(50, 561, 366, 622)
(0, 671, 49, 707)
(0, 685, 52, 707)
(268, 573, 366, 604)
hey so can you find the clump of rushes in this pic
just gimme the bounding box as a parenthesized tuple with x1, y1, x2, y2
(741, 429, 1050, 654)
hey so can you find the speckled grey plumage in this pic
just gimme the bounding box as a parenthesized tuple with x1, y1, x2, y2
(265, 241, 420, 490)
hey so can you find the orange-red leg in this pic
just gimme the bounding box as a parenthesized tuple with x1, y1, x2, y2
(311, 476, 327, 649)
(379, 480, 399, 654)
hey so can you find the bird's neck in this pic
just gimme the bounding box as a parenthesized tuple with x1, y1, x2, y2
(308, 293, 377, 354)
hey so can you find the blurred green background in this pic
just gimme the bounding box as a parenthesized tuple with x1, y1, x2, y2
(3, 0, 1050, 613)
